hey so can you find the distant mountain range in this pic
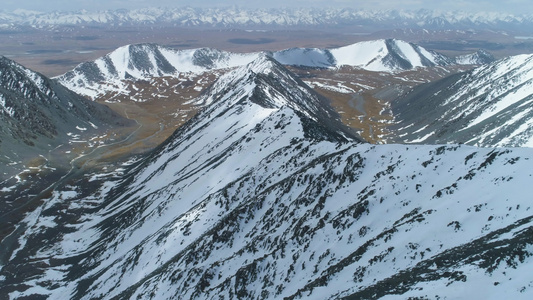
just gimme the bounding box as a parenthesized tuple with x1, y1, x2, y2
(56, 40, 494, 99)
(1, 7, 533, 31)
(4, 55, 533, 300)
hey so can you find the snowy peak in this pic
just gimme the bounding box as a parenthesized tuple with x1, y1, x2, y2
(390, 53, 533, 147)
(455, 49, 496, 65)
(330, 39, 452, 72)
(118, 55, 359, 208)
(57, 40, 484, 99)
(270, 39, 454, 71)
(191, 55, 359, 142)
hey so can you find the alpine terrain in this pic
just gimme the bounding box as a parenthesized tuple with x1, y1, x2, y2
(56, 39, 490, 100)
(2, 55, 533, 300)
(389, 53, 533, 147)
(2, 7, 533, 31)
(0, 56, 132, 180)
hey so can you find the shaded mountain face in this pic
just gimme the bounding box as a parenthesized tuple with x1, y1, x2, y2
(388, 54, 533, 147)
(56, 40, 490, 100)
(0, 56, 132, 178)
(4, 56, 533, 300)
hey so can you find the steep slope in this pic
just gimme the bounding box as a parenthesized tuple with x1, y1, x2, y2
(3, 56, 533, 300)
(0, 56, 131, 179)
(389, 54, 533, 147)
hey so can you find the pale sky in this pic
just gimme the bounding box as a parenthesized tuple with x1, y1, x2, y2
(2, 0, 532, 15)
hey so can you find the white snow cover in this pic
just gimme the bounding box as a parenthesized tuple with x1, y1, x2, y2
(330, 39, 445, 71)
(330, 40, 391, 71)
(56, 44, 258, 99)
(395, 54, 533, 148)
(57, 39, 455, 99)
(1, 7, 531, 29)
(7, 56, 533, 300)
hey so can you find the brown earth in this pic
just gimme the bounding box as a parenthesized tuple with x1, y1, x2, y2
(288, 65, 474, 143)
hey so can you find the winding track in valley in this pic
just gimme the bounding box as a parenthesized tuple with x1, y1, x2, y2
(0, 104, 168, 266)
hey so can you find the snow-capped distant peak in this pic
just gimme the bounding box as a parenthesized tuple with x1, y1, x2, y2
(330, 39, 452, 72)
(56, 40, 486, 99)
(56, 44, 259, 99)
(2, 7, 532, 31)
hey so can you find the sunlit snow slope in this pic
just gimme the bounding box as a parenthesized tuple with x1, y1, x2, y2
(390, 54, 533, 147)
(4, 56, 533, 300)
(329, 39, 452, 72)
(56, 40, 488, 99)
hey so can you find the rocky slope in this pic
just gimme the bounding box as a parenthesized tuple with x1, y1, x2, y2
(0, 56, 132, 179)
(389, 53, 533, 147)
(3, 56, 533, 300)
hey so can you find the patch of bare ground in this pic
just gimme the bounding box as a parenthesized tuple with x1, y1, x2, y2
(288, 65, 475, 143)
(83, 72, 223, 165)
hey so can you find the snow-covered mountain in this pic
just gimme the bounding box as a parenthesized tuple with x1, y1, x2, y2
(0, 56, 131, 178)
(4, 55, 533, 299)
(57, 40, 487, 99)
(1, 7, 533, 31)
(454, 49, 495, 65)
(329, 39, 452, 71)
(56, 44, 257, 99)
(389, 54, 533, 147)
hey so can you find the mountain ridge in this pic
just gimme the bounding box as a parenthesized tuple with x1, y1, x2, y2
(56, 40, 493, 99)
(3, 55, 533, 299)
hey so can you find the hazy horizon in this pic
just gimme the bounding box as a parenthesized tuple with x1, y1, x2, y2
(2, 0, 533, 15)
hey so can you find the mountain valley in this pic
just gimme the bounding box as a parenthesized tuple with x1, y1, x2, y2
(2, 8, 533, 299)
